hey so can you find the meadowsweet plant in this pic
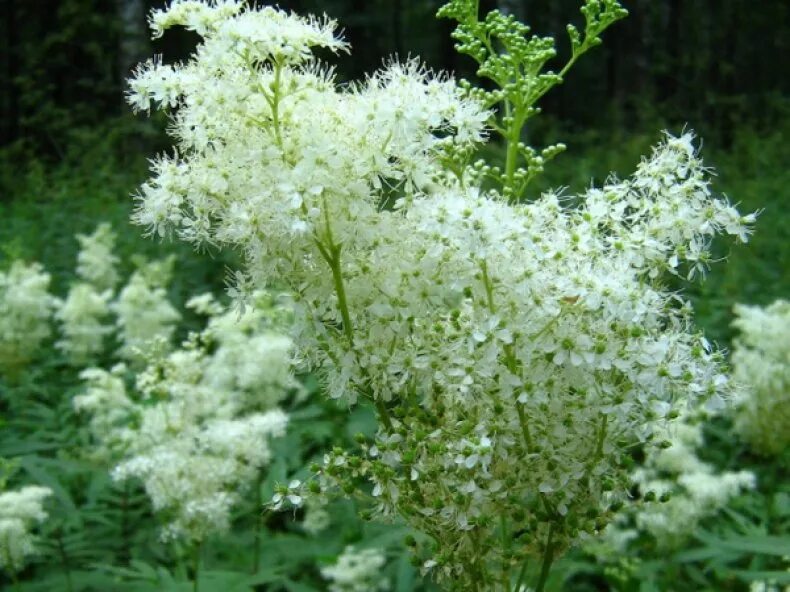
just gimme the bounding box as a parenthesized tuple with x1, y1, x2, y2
(75, 222, 120, 293)
(128, 1, 755, 589)
(76, 291, 297, 545)
(112, 256, 181, 362)
(731, 300, 790, 457)
(0, 261, 58, 374)
(0, 484, 52, 575)
(56, 224, 119, 364)
(56, 225, 181, 365)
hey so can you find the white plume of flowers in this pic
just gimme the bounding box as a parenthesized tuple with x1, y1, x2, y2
(0, 485, 52, 574)
(112, 256, 181, 362)
(75, 222, 120, 292)
(128, 1, 755, 585)
(731, 300, 790, 457)
(593, 416, 755, 552)
(56, 283, 113, 363)
(188, 292, 298, 409)
(320, 546, 390, 592)
(74, 364, 137, 461)
(78, 291, 297, 543)
(56, 224, 120, 363)
(0, 261, 57, 373)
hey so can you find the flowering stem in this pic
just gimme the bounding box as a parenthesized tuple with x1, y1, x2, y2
(315, 215, 394, 432)
(516, 404, 534, 452)
(512, 557, 529, 592)
(327, 247, 354, 344)
(503, 106, 524, 200)
(595, 413, 608, 459)
(480, 260, 496, 313)
(533, 522, 556, 592)
(270, 60, 284, 150)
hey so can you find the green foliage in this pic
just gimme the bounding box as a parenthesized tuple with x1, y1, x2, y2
(438, 0, 627, 200)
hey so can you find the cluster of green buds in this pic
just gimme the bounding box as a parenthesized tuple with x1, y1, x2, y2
(439, 0, 627, 201)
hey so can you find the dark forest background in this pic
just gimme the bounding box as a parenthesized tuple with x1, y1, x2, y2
(1, 0, 789, 155)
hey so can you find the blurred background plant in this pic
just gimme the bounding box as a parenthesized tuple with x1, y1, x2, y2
(0, 1, 787, 591)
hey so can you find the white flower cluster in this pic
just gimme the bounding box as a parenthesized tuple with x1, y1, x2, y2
(129, 1, 754, 584)
(0, 224, 180, 368)
(320, 546, 390, 592)
(76, 292, 297, 543)
(0, 485, 52, 574)
(75, 222, 120, 292)
(112, 256, 181, 363)
(0, 261, 57, 373)
(731, 300, 790, 456)
(56, 224, 118, 363)
(55, 225, 180, 365)
(595, 417, 755, 552)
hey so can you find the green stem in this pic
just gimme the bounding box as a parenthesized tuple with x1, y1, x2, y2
(270, 60, 284, 149)
(327, 249, 354, 344)
(193, 541, 201, 592)
(480, 260, 496, 313)
(503, 113, 522, 198)
(516, 404, 533, 452)
(595, 413, 608, 459)
(512, 556, 529, 592)
(533, 523, 556, 592)
(375, 399, 394, 432)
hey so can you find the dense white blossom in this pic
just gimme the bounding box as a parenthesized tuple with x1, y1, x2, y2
(75, 223, 120, 292)
(112, 258, 181, 362)
(731, 300, 790, 456)
(321, 546, 390, 592)
(0, 485, 52, 574)
(57, 224, 120, 362)
(78, 292, 297, 542)
(129, 1, 755, 584)
(74, 364, 137, 460)
(0, 261, 57, 373)
(56, 283, 113, 363)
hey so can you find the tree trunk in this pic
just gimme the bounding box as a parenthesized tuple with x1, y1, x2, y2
(117, 0, 148, 91)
